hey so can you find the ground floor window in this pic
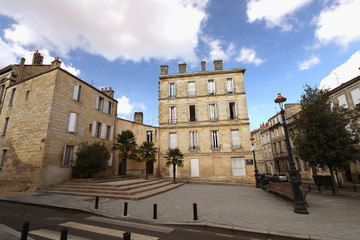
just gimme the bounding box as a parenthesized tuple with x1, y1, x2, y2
(62, 145, 78, 166)
(231, 157, 246, 176)
(0, 149, 6, 167)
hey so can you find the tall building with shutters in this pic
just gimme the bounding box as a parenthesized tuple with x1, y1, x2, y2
(158, 60, 254, 183)
(0, 53, 117, 191)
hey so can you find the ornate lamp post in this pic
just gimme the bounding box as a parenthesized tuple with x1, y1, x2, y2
(250, 136, 261, 188)
(275, 93, 308, 214)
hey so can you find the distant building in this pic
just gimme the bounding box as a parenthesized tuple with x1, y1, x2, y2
(158, 60, 254, 183)
(0, 52, 117, 191)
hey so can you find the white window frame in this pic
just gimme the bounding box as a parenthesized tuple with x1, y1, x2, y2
(100, 123, 107, 139)
(169, 106, 176, 123)
(108, 152, 113, 167)
(208, 80, 215, 95)
(351, 88, 360, 106)
(169, 133, 177, 149)
(209, 104, 217, 121)
(147, 130, 153, 142)
(103, 99, 109, 114)
(229, 102, 237, 120)
(189, 131, 198, 149)
(72, 83, 81, 101)
(226, 78, 234, 93)
(62, 145, 74, 167)
(337, 94, 348, 109)
(231, 157, 246, 176)
(211, 130, 220, 149)
(92, 121, 97, 137)
(169, 83, 175, 98)
(188, 81, 196, 97)
(231, 130, 240, 148)
(68, 113, 77, 133)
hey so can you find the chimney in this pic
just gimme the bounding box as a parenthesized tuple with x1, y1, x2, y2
(51, 57, 61, 69)
(178, 62, 186, 73)
(32, 50, 44, 65)
(102, 86, 114, 98)
(134, 112, 143, 124)
(201, 61, 206, 71)
(160, 65, 168, 75)
(214, 60, 223, 70)
(16, 58, 26, 82)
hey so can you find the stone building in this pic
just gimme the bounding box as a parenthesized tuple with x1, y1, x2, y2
(328, 75, 360, 183)
(158, 60, 254, 183)
(0, 53, 117, 191)
(114, 113, 159, 177)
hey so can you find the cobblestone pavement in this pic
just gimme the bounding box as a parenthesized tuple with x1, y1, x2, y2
(1, 183, 359, 240)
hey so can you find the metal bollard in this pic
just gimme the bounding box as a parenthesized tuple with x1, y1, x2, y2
(60, 228, 68, 240)
(193, 203, 198, 221)
(153, 204, 157, 219)
(95, 196, 99, 209)
(354, 185, 357, 192)
(123, 202, 128, 216)
(21, 221, 29, 240)
(308, 185, 311, 192)
(318, 186, 321, 193)
(123, 232, 131, 240)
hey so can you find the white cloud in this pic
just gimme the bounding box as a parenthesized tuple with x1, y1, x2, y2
(314, 0, 360, 47)
(298, 56, 319, 70)
(0, 38, 17, 67)
(201, 36, 235, 61)
(116, 96, 147, 120)
(235, 47, 263, 65)
(0, 0, 208, 63)
(246, 0, 313, 31)
(319, 51, 360, 90)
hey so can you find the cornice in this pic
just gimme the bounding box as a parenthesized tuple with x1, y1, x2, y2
(159, 68, 246, 80)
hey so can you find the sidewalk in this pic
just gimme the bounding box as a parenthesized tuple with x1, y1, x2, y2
(1, 183, 359, 240)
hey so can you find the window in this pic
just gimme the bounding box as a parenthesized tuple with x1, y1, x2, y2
(189, 131, 198, 149)
(229, 102, 237, 120)
(231, 157, 246, 176)
(95, 96, 104, 111)
(73, 83, 81, 101)
(9, 88, 16, 106)
(92, 121, 102, 138)
(1, 118, 9, 136)
(208, 80, 215, 95)
(211, 130, 220, 148)
(226, 78, 234, 93)
(103, 100, 109, 114)
(189, 105, 196, 122)
(68, 113, 77, 133)
(147, 130, 153, 142)
(100, 123, 107, 139)
(25, 90, 30, 100)
(106, 125, 112, 140)
(0, 85, 5, 103)
(231, 130, 240, 148)
(169, 106, 176, 123)
(108, 152, 113, 167)
(271, 131, 274, 138)
(169, 83, 175, 98)
(62, 145, 76, 166)
(279, 141, 283, 153)
(276, 128, 279, 137)
(351, 88, 360, 106)
(0, 149, 6, 167)
(209, 104, 217, 121)
(188, 82, 196, 97)
(169, 133, 177, 149)
(337, 94, 348, 109)
(273, 143, 277, 154)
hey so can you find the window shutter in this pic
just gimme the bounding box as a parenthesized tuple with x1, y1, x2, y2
(109, 102, 113, 115)
(108, 152, 113, 166)
(103, 100, 109, 113)
(190, 132, 194, 148)
(231, 130, 240, 147)
(95, 96, 99, 109)
(170, 133, 177, 149)
(68, 113, 77, 132)
(174, 107, 176, 122)
(227, 79, 234, 92)
(62, 146, 67, 166)
(73, 146, 79, 165)
(92, 121, 97, 137)
(351, 88, 360, 106)
(73, 84, 80, 100)
(101, 123, 107, 139)
(109, 126, 114, 141)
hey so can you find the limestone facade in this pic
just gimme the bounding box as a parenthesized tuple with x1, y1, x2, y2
(158, 61, 254, 183)
(0, 55, 117, 191)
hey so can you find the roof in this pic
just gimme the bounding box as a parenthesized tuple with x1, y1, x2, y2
(329, 75, 360, 94)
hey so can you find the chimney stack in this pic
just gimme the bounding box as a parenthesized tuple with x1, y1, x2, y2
(102, 87, 114, 98)
(201, 61, 206, 71)
(134, 112, 143, 124)
(160, 65, 168, 75)
(51, 57, 61, 69)
(214, 60, 223, 70)
(32, 50, 44, 65)
(178, 62, 186, 73)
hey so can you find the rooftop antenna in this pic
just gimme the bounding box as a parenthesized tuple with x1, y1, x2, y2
(334, 71, 340, 86)
(151, 117, 154, 126)
(90, 80, 97, 86)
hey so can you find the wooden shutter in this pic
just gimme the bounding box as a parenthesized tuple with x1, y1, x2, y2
(103, 100, 109, 113)
(95, 96, 99, 109)
(101, 123, 107, 139)
(109, 126, 114, 141)
(73, 84, 80, 100)
(169, 133, 177, 149)
(92, 121, 97, 137)
(231, 130, 240, 148)
(68, 113, 77, 132)
(226, 79, 234, 92)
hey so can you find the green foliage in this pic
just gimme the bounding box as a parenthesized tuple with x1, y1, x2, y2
(138, 141, 157, 163)
(72, 142, 110, 178)
(113, 130, 138, 161)
(293, 85, 360, 171)
(164, 148, 184, 183)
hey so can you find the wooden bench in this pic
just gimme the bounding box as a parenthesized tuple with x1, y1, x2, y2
(265, 181, 309, 206)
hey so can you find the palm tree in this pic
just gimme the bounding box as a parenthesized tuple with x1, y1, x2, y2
(138, 141, 157, 179)
(164, 148, 184, 184)
(113, 130, 137, 175)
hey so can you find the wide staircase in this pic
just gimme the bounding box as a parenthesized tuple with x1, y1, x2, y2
(37, 176, 184, 200)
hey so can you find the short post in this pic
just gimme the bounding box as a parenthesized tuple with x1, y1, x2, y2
(60, 228, 68, 240)
(95, 196, 99, 209)
(354, 185, 357, 192)
(318, 186, 321, 193)
(193, 203, 198, 221)
(21, 221, 29, 240)
(308, 185, 311, 192)
(123, 202, 128, 216)
(153, 204, 157, 219)
(123, 232, 131, 240)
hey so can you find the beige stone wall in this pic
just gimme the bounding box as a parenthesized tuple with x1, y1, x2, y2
(114, 118, 159, 177)
(158, 68, 254, 183)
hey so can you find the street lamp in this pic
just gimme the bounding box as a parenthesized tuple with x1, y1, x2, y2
(250, 136, 261, 188)
(275, 93, 308, 214)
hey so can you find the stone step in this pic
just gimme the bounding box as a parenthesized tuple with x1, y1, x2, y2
(60, 178, 159, 188)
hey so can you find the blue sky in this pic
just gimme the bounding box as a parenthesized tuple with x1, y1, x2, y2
(1, 0, 360, 130)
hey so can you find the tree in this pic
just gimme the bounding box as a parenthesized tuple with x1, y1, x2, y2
(113, 130, 137, 175)
(72, 142, 110, 178)
(293, 85, 360, 194)
(164, 148, 184, 184)
(137, 141, 157, 179)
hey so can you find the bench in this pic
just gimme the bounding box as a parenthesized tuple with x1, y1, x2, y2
(265, 181, 309, 206)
